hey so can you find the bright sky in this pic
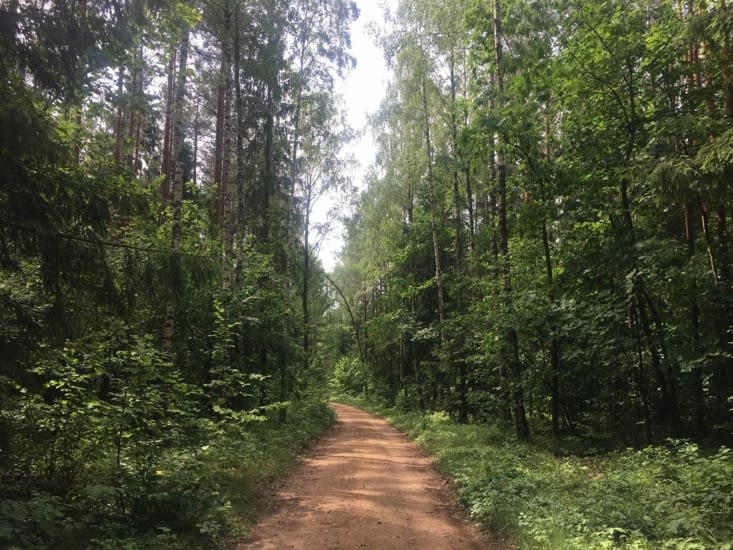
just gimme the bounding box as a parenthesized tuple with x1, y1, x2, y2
(314, 0, 395, 272)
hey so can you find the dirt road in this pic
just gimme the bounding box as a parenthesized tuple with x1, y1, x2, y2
(240, 402, 488, 549)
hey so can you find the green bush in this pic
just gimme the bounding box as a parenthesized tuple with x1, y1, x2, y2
(329, 356, 365, 396)
(0, 397, 335, 549)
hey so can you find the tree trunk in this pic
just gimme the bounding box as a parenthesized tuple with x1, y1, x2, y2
(634, 282, 682, 435)
(162, 29, 190, 353)
(234, 4, 246, 290)
(540, 214, 561, 438)
(714, 197, 733, 411)
(420, 76, 446, 346)
(632, 309, 653, 443)
(685, 202, 706, 433)
(723, 25, 733, 117)
(213, 54, 226, 224)
(113, 67, 125, 165)
(192, 93, 200, 186)
(303, 190, 311, 371)
(160, 49, 175, 199)
(494, 0, 529, 439)
(129, 40, 144, 174)
(448, 49, 468, 424)
(261, 89, 274, 240)
(719, 14, 733, 410)
(465, 163, 475, 254)
(221, 3, 235, 291)
(540, 109, 562, 437)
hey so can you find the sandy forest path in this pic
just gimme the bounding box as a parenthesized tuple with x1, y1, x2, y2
(239, 402, 489, 550)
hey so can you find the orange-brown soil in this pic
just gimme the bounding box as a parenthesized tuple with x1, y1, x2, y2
(239, 402, 490, 549)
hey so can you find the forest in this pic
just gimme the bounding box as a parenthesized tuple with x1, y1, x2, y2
(336, 0, 733, 443)
(330, 0, 733, 546)
(1, 0, 356, 546)
(0, 0, 732, 547)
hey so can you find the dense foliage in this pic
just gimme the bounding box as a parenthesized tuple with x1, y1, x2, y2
(335, 0, 733, 444)
(0, 0, 353, 546)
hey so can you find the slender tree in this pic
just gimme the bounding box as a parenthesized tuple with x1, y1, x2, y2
(162, 23, 190, 353)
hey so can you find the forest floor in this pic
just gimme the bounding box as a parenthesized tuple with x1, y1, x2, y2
(238, 402, 491, 549)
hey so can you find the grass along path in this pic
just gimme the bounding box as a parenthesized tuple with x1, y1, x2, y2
(339, 397, 733, 549)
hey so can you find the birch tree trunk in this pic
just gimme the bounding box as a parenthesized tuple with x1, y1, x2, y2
(220, 2, 235, 291)
(162, 28, 190, 354)
(160, 48, 176, 199)
(420, 76, 446, 346)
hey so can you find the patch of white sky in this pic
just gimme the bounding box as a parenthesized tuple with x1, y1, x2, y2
(312, 0, 397, 272)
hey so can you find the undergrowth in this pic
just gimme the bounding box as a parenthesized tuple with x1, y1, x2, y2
(0, 399, 335, 549)
(339, 396, 733, 550)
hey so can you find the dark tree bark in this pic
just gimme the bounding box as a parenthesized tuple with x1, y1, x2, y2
(494, 0, 529, 439)
(685, 202, 707, 433)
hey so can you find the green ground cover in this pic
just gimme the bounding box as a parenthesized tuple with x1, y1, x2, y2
(1, 399, 335, 549)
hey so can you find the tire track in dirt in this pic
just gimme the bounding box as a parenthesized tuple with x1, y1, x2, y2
(239, 402, 489, 549)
